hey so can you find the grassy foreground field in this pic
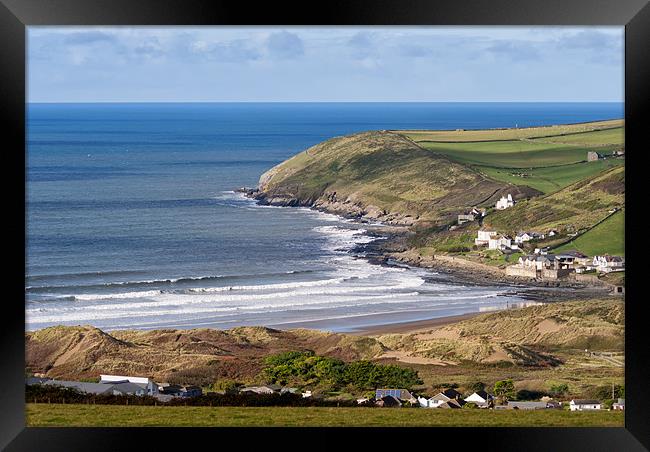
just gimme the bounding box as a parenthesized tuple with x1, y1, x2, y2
(26, 404, 623, 427)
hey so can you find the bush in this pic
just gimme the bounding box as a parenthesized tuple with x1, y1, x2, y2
(549, 383, 569, 397)
(516, 389, 549, 401)
(467, 381, 486, 393)
(262, 352, 422, 391)
(494, 379, 516, 401)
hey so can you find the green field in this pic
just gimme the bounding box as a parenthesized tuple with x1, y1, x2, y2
(398, 120, 623, 142)
(25, 403, 624, 427)
(555, 210, 625, 256)
(534, 127, 624, 146)
(402, 125, 624, 195)
(475, 160, 623, 194)
(418, 140, 591, 168)
(484, 166, 624, 235)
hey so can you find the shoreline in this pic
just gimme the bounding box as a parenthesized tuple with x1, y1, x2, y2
(346, 311, 483, 336)
(240, 188, 614, 307)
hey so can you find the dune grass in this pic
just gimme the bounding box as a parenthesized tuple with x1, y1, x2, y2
(26, 403, 624, 427)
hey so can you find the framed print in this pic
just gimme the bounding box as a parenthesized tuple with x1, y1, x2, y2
(2, 0, 649, 450)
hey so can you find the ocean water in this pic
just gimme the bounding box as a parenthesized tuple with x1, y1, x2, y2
(26, 102, 623, 332)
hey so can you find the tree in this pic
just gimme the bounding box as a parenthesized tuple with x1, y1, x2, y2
(549, 383, 569, 397)
(468, 381, 486, 393)
(494, 379, 516, 402)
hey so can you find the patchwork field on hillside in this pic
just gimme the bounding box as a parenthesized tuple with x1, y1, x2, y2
(399, 121, 624, 194)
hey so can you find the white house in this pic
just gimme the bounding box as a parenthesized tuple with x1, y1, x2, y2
(518, 254, 556, 271)
(495, 194, 515, 210)
(570, 399, 602, 411)
(422, 389, 463, 408)
(593, 255, 625, 273)
(488, 235, 517, 251)
(99, 375, 158, 395)
(464, 391, 494, 408)
(515, 231, 544, 244)
(475, 230, 498, 246)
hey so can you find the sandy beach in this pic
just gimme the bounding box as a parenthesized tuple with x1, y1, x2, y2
(349, 311, 482, 336)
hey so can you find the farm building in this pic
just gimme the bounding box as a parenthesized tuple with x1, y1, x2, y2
(457, 213, 475, 224)
(587, 151, 601, 162)
(100, 374, 159, 395)
(507, 401, 549, 410)
(570, 399, 602, 411)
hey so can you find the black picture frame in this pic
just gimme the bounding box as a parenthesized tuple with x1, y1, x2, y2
(2, 0, 649, 449)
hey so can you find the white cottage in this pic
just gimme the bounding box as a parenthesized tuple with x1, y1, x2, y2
(475, 230, 498, 246)
(488, 235, 517, 251)
(464, 391, 494, 408)
(593, 255, 625, 273)
(495, 194, 515, 210)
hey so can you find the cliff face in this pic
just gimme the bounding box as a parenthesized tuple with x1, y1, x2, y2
(253, 131, 539, 226)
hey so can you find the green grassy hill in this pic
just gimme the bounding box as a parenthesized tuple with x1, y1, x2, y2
(483, 166, 624, 238)
(555, 209, 625, 256)
(256, 131, 539, 224)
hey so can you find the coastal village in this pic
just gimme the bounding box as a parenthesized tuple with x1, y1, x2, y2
(452, 182, 624, 290)
(25, 374, 624, 412)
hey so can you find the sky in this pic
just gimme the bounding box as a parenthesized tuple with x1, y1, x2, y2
(27, 26, 624, 103)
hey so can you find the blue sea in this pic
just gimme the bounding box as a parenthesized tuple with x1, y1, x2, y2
(26, 102, 623, 332)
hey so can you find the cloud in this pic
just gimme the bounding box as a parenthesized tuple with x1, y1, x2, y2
(557, 30, 622, 65)
(347, 31, 377, 59)
(560, 30, 620, 50)
(133, 37, 165, 59)
(266, 31, 304, 59)
(189, 38, 262, 62)
(486, 41, 541, 61)
(398, 43, 434, 58)
(64, 31, 116, 45)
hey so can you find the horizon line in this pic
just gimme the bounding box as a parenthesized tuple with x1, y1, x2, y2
(26, 100, 625, 104)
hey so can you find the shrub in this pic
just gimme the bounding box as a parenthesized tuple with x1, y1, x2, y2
(516, 389, 549, 401)
(467, 381, 486, 393)
(549, 383, 569, 397)
(262, 352, 422, 391)
(494, 379, 516, 401)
